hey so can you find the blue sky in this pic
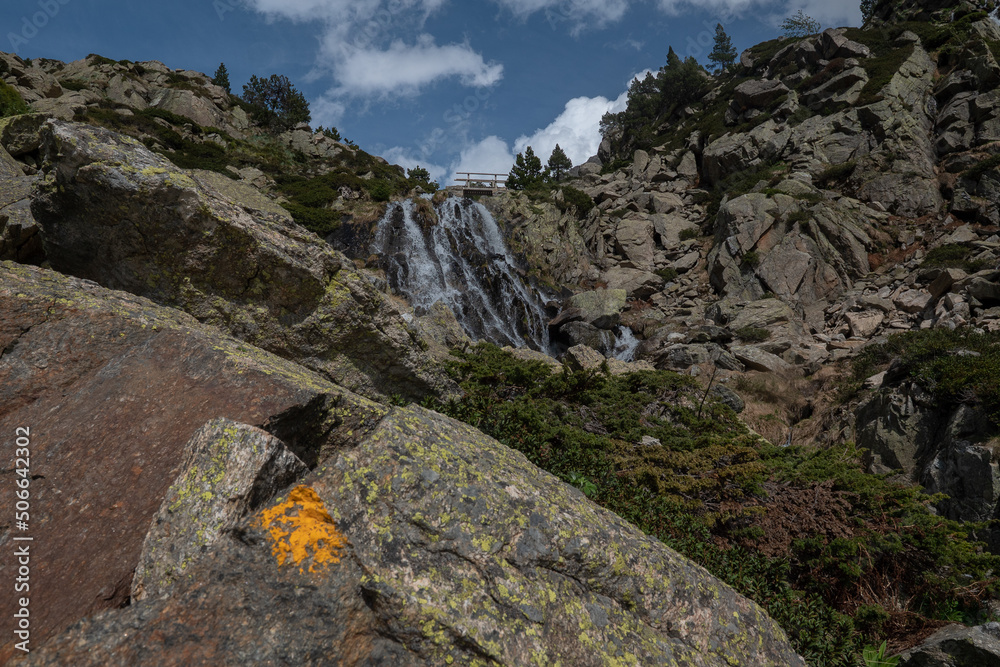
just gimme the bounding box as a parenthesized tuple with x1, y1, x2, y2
(3, 0, 862, 183)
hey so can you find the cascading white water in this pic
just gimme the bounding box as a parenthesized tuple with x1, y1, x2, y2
(372, 197, 550, 351)
(611, 326, 640, 362)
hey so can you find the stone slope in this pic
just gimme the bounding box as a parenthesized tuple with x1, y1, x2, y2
(502, 11, 1000, 384)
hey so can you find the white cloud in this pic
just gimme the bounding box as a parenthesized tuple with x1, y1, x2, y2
(439, 75, 634, 185)
(780, 0, 862, 28)
(334, 35, 503, 97)
(242, 0, 444, 27)
(447, 136, 516, 185)
(241, 0, 502, 99)
(654, 0, 859, 28)
(493, 0, 629, 33)
(513, 82, 631, 166)
(309, 95, 347, 128)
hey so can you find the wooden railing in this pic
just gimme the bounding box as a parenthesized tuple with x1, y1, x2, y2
(455, 172, 507, 196)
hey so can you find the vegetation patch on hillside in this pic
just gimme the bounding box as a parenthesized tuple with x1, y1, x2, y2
(850, 328, 1000, 425)
(921, 243, 990, 273)
(426, 344, 1000, 666)
(0, 80, 29, 118)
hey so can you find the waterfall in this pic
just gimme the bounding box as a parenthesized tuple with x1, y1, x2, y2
(611, 326, 640, 362)
(372, 197, 550, 351)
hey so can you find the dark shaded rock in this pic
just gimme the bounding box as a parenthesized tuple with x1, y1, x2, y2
(0, 143, 42, 264)
(0, 262, 385, 659)
(558, 320, 615, 353)
(733, 79, 790, 110)
(897, 622, 1000, 666)
(30, 120, 453, 402)
(711, 385, 746, 413)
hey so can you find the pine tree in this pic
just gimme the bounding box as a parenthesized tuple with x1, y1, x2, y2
(860, 0, 876, 25)
(212, 63, 231, 94)
(780, 10, 821, 38)
(708, 24, 737, 73)
(241, 74, 311, 133)
(507, 146, 545, 190)
(546, 144, 572, 181)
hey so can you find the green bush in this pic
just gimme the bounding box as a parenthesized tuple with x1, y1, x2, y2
(850, 328, 1000, 424)
(964, 154, 1000, 181)
(735, 326, 771, 342)
(855, 44, 915, 107)
(0, 81, 29, 118)
(679, 227, 700, 241)
(558, 185, 595, 219)
(57, 78, 89, 92)
(365, 179, 393, 202)
(743, 250, 761, 267)
(816, 161, 857, 188)
(706, 160, 787, 219)
(922, 243, 989, 273)
(281, 201, 341, 236)
(656, 267, 679, 281)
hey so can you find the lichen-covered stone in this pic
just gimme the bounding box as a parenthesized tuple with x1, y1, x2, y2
(22, 405, 804, 666)
(131, 419, 308, 601)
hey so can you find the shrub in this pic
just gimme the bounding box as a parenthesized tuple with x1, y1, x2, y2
(964, 154, 1000, 182)
(922, 243, 988, 273)
(241, 73, 311, 133)
(816, 161, 857, 187)
(855, 45, 915, 107)
(679, 227, 700, 241)
(656, 267, 679, 281)
(558, 185, 595, 219)
(849, 328, 1000, 423)
(0, 81, 29, 118)
(365, 179, 393, 202)
(735, 326, 771, 342)
(57, 78, 89, 92)
(743, 250, 761, 267)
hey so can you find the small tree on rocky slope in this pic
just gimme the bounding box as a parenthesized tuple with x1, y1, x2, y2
(508, 147, 546, 190)
(780, 10, 821, 37)
(212, 63, 231, 94)
(547, 144, 573, 181)
(241, 74, 311, 133)
(708, 24, 738, 72)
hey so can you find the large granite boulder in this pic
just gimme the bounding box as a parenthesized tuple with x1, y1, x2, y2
(0, 142, 40, 264)
(22, 403, 805, 666)
(30, 120, 453, 401)
(0, 262, 386, 661)
(856, 381, 1000, 550)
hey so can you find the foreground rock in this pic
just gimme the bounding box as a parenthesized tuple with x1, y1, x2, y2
(0, 262, 385, 661)
(24, 404, 805, 666)
(30, 120, 452, 401)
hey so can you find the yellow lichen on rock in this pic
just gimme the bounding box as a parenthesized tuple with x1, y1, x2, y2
(257, 485, 347, 573)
